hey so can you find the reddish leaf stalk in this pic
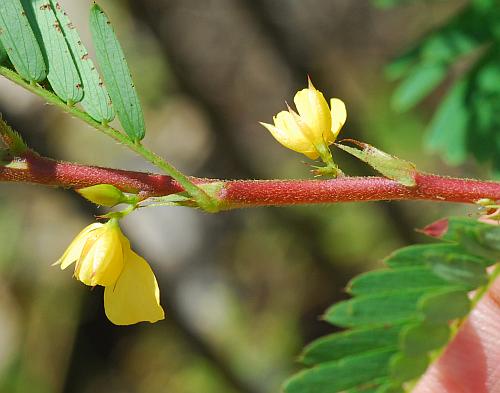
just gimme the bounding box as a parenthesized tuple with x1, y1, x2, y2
(1, 153, 499, 208)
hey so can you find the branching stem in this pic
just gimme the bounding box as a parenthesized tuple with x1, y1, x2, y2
(0, 66, 218, 211)
(1, 152, 499, 210)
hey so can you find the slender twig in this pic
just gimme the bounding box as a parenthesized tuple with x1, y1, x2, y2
(1, 152, 499, 209)
(0, 66, 218, 211)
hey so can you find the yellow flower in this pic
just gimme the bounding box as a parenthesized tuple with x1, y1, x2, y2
(55, 220, 165, 325)
(260, 78, 347, 160)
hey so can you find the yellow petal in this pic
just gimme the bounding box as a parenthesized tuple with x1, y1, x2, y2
(293, 85, 331, 143)
(327, 98, 347, 144)
(262, 110, 316, 153)
(75, 226, 124, 287)
(56, 223, 104, 270)
(104, 248, 165, 325)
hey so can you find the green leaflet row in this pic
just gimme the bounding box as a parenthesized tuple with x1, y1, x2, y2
(284, 217, 500, 393)
(0, 0, 145, 139)
(50, 0, 114, 121)
(0, 0, 46, 82)
(89, 4, 145, 141)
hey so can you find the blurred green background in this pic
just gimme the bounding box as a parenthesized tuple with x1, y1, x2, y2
(0, 0, 493, 392)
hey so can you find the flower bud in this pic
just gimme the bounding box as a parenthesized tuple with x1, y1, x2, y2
(77, 184, 129, 207)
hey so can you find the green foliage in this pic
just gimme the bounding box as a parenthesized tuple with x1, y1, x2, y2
(386, 0, 500, 171)
(50, 0, 114, 122)
(372, 0, 417, 8)
(21, 0, 83, 104)
(90, 4, 146, 141)
(0, 0, 143, 140)
(0, 40, 7, 64)
(284, 217, 499, 393)
(0, 0, 46, 82)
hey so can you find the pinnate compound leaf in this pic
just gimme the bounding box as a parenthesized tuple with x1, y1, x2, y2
(0, 0, 46, 82)
(21, 0, 83, 103)
(51, 0, 114, 122)
(90, 3, 145, 141)
(284, 217, 500, 393)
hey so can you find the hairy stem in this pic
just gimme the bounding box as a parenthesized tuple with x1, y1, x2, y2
(0, 66, 218, 211)
(1, 153, 500, 209)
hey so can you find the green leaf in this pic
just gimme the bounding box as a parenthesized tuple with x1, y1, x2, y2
(391, 63, 446, 112)
(345, 379, 388, 393)
(388, 4, 490, 78)
(324, 289, 427, 328)
(372, 0, 416, 8)
(89, 3, 145, 141)
(51, 0, 115, 123)
(418, 288, 470, 323)
(335, 141, 416, 186)
(430, 257, 488, 288)
(286, 217, 500, 393)
(375, 383, 404, 393)
(20, 0, 82, 103)
(50, 0, 114, 122)
(301, 325, 402, 366)
(0, 0, 46, 82)
(426, 79, 469, 164)
(386, 2, 500, 168)
(0, 40, 7, 64)
(400, 322, 450, 357)
(389, 352, 429, 383)
(422, 217, 500, 259)
(421, 217, 485, 241)
(347, 267, 451, 295)
(283, 349, 397, 393)
(385, 243, 490, 268)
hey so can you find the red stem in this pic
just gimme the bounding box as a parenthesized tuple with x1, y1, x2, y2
(1, 153, 499, 208)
